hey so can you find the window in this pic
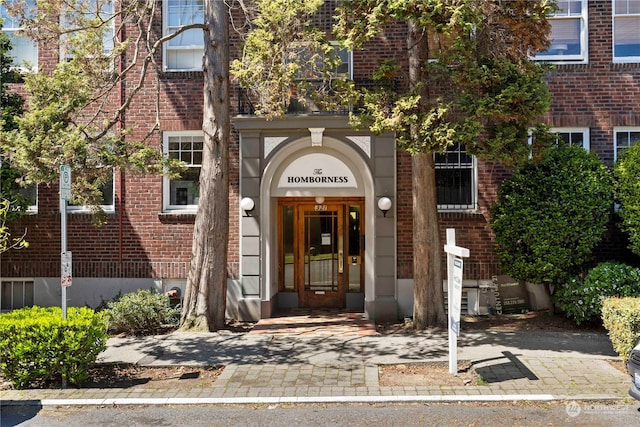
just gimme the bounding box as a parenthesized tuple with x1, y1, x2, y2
(163, 0, 204, 71)
(163, 132, 202, 211)
(18, 184, 37, 213)
(614, 128, 640, 161)
(290, 42, 352, 80)
(60, 0, 115, 60)
(0, 1, 38, 71)
(435, 143, 476, 211)
(534, 0, 587, 63)
(550, 127, 590, 151)
(1, 279, 34, 311)
(287, 43, 352, 113)
(614, 0, 640, 62)
(68, 173, 115, 212)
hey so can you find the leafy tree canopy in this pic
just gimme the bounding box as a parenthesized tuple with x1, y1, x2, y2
(0, 0, 183, 218)
(0, 24, 28, 250)
(334, 0, 555, 164)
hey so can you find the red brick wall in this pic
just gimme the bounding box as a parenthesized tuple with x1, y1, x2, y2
(4, 1, 639, 283)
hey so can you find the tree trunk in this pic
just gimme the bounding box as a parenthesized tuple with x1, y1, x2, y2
(180, 0, 230, 332)
(408, 19, 446, 329)
(412, 153, 446, 328)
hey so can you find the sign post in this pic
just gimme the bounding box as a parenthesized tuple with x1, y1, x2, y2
(444, 228, 470, 374)
(60, 165, 71, 319)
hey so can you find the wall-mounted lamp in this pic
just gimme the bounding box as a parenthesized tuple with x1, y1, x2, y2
(240, 197, 255, 216)
(315, 196, 325, 204)
(377, 197, 392, 217)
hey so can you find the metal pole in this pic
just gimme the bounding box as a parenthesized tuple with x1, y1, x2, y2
(60, 196, 67, 319)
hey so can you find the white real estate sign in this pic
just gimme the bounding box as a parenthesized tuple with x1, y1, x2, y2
(444, 229, 470, 375)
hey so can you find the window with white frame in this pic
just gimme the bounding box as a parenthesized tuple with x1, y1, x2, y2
(0, 1, 38, 71)
(614, 0, 640, 62)
(163, 132, 202, 211)
(68, 172, 115, 212)
(1, 279, 34, 311)
(550, 127, 590, 151)
(163, 0, 204, 71)
(435, 143, 476, 211)
(534, 0, 588, 63)
(60, 0, 115, 60)
(614, 128, 640, 161)
(18, 184, 37, 213)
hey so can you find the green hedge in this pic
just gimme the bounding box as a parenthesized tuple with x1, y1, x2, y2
(0, 306, 108, 388)
(555, 262, 640, 325)
(602, 297, 640, 363)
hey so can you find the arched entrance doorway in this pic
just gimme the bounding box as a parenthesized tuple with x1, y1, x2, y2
(261, 136, 373, 313)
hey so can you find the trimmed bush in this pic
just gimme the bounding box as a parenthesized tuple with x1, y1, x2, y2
(106, 289, 180, 335)
(602, 297, 640, 362)
(0, 306, 108, 388)
(615, 142, 640, 256)
(554, 262, 640, 325)
(491, 144, 613, 289)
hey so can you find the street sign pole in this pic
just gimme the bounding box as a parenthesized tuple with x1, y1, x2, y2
(59, 165, 72, 319)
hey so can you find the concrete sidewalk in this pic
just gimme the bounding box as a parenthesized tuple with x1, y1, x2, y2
(0, 326, 632, 406)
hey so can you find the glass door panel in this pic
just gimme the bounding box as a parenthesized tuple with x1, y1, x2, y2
(304, 209, 339, 292)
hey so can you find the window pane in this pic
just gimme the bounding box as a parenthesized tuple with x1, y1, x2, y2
(68, 174, 113, 208)
(545, 19, 581, 56)
(616, 0, 640, 14)
(1, 282, 11, 310)
(347, 205, 361, 293)
(101, 178, 114, 205)
(556, 1, 583, 16)
(282, 205, 294, 291)
(5, 34, 38, 69)
(436, 168, 472, 206)
(170, 167, 200, 205)
(11, 183, 37, 208)
(614, 17, 640, 58)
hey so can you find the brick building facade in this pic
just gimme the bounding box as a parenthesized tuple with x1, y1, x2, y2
(1, 1, 639, 320)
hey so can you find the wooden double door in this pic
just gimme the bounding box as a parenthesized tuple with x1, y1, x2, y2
(278, 198, 364, 308)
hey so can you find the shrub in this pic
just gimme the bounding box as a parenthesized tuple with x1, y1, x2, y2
(491, 144, 613, 289)
(602, 297, 640, 362)
(554, 262, 640, 325)
(615, 142, 640, 256)
(106, 289, 180, 335)
(0, 306, 108, 388)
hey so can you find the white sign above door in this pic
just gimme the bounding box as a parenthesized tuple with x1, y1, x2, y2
(278, 153, 357, 188)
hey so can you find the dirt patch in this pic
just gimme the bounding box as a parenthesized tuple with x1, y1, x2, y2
(377, 311, 606, 334)
(1, 364, 224, 390)
(379, 361, 481, 387)
(84, 364, 224, 389)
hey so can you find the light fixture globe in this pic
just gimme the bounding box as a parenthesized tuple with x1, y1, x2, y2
(240, 197, 255, 214)
(377, 197, 392, 217)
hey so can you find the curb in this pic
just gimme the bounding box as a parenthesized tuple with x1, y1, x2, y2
(1, 394, 628, 407)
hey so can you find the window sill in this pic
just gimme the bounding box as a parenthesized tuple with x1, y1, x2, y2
(159, 211, 197, 221)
